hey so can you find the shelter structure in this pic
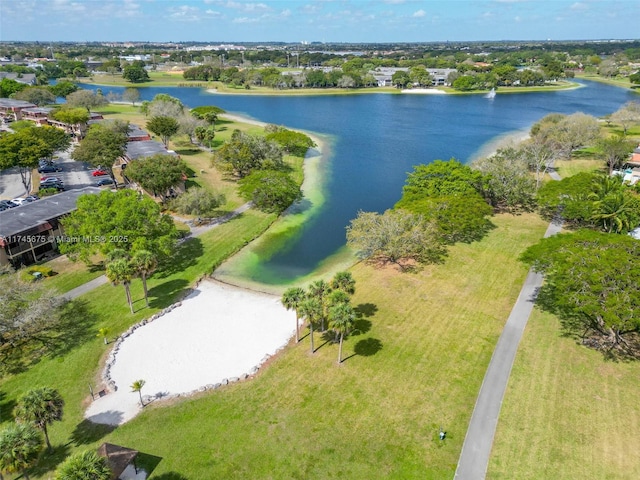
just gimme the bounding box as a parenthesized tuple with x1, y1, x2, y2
(97, 443, 139, 480)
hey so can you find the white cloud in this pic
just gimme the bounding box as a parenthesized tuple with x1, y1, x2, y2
(232, 16, 260, 23)
(168, 5, 201, 21)
(570, 2, 588, 10)
(514, 15, 522, 22)
(412, 9, 426, 18)
(384, 0, 406, 4)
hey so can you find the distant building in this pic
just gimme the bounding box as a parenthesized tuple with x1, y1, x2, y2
(0, 72, 37, 85)
(0, 98, 37, 121)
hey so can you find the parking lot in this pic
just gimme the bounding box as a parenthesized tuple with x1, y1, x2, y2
(0, 146, 100, 200)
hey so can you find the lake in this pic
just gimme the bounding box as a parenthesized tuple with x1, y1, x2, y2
(79, 81, 637, 287)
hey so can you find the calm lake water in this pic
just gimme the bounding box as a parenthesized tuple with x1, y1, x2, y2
(80, 81, 637, 285)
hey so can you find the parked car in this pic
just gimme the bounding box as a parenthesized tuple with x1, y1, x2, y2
(0, 199, 19, 210)
(24, 195, 39, 202)
(38, 164, 62, 174)
(96, 178, 114, 187)
(10, 197, 32, 206)
(92, 168, 108, 177)
(41, 177, 63, 186)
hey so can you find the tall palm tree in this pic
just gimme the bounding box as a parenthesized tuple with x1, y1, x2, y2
(328, 289, 350, 308)
(329, 302, 356, 364)
(131, 250, 157, 307)
(299, 297, 322, 354)
(281, 287, 306, 343)
(106, 258, 135, 314)
(0, 423, 43, 480)
(14, 387, 64, 451)
(54, 450, 112, 480)
(308, 279, 331, 331)
(591, 191, 637, 233)
(330, 271, 356, 295)
(131, 379, 146, 407)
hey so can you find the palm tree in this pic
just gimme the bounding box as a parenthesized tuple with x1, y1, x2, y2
(330, 271, 356, 295)
(55, 450, 112, 480)
(14, 387, 64, 451)
(131, 379, 146, 407)
(106, 258, 135, 314)
(308, 279, 331, 331)
(281, 287, 306, 343)
(131, 250, 157, 307)
(329, 302, 356, 364)
(590, 191, 637, 233)
(299, 297, 322, 354)
(327, 289, 350, 308)
(0, 423, 43, 480)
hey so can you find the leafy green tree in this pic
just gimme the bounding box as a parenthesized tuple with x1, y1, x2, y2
(71, 123, 128, 185)
(145, 94, 184, 118)
(630, 72, 640, 85)
(329, 302, 356, 364)
(59, 189, 178, 263)
(54, 450, 112, 480)
(146, 116, 180, 147)
(48, 81, 78, 98)
(106, 258, 135, 314)
(239, 170, 302, 214)
(452, 75, 478, 91)
(131, 379, 146, 407)
(346, 209, 446, 271)
(533, 112, 601, 160)
(520, 134, 558, 189)
(170, 187, 225, 217)
(536, 171, 596, 225)
(213, 129, 284, 178)
(130, 250, 157, 308)
(194, 125, 216, 148)
(610, 101, 640, 135)
(0, 129, 49, 192)
(521, 230, 640, 351)
(472, 147, 536, 211)
(282, 287, 306, 343)
(265, 128, 316, 157)
(0, 77, 27, 97)
(124, 153, 187, 198)
(191, 105, 225, 124)
(14, 387, 64, 451)
(49, 107, 90, 127)
(597, 135, 635, 174)
(65, 89, 107, 113)
(29, 125, 71, 155)
(13, 86, 56, 106)
(0, 423, 42, 480)
(399, 159, 487, 204)
(391, 70, 411, 88)
(122, 64, 150, 83)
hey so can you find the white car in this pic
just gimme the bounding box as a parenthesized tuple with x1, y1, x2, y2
(10, 198, 28, 206)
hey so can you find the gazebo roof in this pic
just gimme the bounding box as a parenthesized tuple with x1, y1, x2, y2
(97, 443, 139, 480)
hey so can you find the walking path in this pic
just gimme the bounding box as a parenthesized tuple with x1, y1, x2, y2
(60, 202, 252, 301)
(454, 166, 562, 479)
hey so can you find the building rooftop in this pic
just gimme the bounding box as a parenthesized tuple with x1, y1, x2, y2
(0, 187, 102, 240)
(125, 140, 177, 160)
(0, 98, 36, 109)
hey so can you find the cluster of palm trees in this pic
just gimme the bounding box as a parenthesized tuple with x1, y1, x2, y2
(0, 387, 112, 479)
(105, 249, 158, 314)
(589, 175, 640, 234)
(281, 271, 357, 364)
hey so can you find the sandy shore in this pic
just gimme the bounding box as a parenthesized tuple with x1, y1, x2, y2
(85, 280, 296, 425)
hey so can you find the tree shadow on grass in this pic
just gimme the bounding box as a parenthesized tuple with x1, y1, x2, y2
(355, 303, 378, 318)
(155, 238, 204, 279)
(351, 338, 383, 359)
(151, 473, 189, 480)
(0, 391, 16, 423)
(147, 279, 190, 309)
(174, 148, 200, 156)
(28, 442, 70, 478)
(70, 418, 117, 446)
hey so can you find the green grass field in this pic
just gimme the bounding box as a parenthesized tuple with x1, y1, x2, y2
(487, 308, 640, 479)
(1, 211, 549, 479)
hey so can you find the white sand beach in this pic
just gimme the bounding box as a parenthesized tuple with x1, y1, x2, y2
(85, 280, 296, 425)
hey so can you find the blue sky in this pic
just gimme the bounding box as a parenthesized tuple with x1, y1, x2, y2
(0, 0, 637, 43)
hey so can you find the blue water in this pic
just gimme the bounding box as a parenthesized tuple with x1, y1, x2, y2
(78, 81, 637, 283)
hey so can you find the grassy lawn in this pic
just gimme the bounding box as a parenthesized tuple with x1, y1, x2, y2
(39, 255, 105, 293)
(487, 308, 640, 479)
(2, 211, 547, 479)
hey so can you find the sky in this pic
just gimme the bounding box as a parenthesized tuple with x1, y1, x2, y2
(0, 0, 637, 44)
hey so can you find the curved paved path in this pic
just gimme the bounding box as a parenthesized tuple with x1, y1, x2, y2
(455, 168, 562, 480)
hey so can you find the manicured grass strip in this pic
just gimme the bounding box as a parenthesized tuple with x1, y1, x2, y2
(94, 213, 548, 479)
(487, 308, 640, 480)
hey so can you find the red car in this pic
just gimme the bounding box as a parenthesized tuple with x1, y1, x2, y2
(92, 168, 108, 177)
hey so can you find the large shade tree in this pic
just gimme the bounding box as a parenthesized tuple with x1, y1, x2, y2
(0, 129, 50, 192)
(238, 170, 302, 214)
(521, 230, 640, 352)
(146, 116, 180, 147)
(213, 129, 284, 178)
(123, 154, 188, 199)
(54, 450, 112, 480)
(0, 423, 42, 480)
(59, 189, 178, 263)
(14, 387, 64, 451)
(71, 123, 128, 186)
(65, 89, 107, 113)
